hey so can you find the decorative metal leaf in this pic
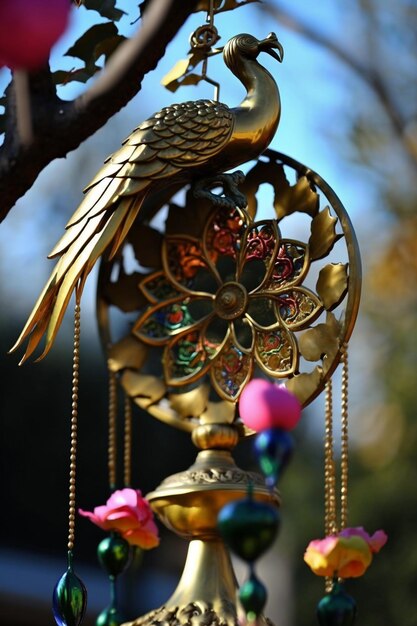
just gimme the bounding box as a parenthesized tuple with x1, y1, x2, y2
(168, 385, 210, 418)
(309, 206, 342, 261)
(254, 327, 298, 377)
(166, 192, 215, 238)
(298, 313, 340, 362)
(108, 336, 148, 372)
(316, 263, 348, 310)
(285, 366, 323, 405)
(121, 371, 165, 409)
(102, 270, 146, 312)
(240, 159, 318, 220)
(200, 400, 236, 425)
(128, 224, 163, 269)
(274, 175, 319, 220)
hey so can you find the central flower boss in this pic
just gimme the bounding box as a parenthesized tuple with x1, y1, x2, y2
(134, 206, 323, 401)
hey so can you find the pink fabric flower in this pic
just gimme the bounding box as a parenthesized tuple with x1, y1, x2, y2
(304, 527, 387, 578)
(79, 488, 159, 549)
(338, 526, 387, 553)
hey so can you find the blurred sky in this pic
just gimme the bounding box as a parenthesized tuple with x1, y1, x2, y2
(0, 1, 379, 431)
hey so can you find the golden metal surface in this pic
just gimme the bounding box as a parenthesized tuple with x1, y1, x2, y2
(12, 32, 284, 364)
(94, 150, 361, 428)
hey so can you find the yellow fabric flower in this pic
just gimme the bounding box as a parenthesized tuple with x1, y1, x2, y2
(304, 528, 387, 578)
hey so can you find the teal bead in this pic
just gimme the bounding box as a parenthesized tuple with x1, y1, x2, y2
(239, 572, 267, 619)
(317, 583, 357, 626)
(218, 497, 280, 562)
(52, 566, 87, 626)
(254, 428, 293, 488)
(96, 606, 126, 626)
(97, 534, 131, 578)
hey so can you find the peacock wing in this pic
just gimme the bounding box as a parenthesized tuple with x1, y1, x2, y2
(11, 99, 234, 362)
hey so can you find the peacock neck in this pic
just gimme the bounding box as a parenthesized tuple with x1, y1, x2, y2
(226, 56, 281, 164)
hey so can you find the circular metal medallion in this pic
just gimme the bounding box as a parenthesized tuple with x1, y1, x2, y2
(97, 150, 361, 433)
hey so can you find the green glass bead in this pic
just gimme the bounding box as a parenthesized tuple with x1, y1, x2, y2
(96, 605, 126, 626)
(52, 565, 87, 626)
(97, 534, 131, 578)
(218, 497, 280, 562)
(317, 583, 357, 626)
(239, 572, 267, 619)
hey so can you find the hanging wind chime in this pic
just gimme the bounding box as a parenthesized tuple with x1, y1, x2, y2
(11, 2, 387, 625)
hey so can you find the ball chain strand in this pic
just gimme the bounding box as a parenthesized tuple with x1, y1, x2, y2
(68, 300, 81, 552)
(324, 378, 336, 594)
(108, 366, 118, 491)
(340, 344, 349, 531)
(123, 395, 132, 488)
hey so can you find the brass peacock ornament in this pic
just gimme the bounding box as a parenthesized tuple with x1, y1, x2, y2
(11, 32, 283, 363)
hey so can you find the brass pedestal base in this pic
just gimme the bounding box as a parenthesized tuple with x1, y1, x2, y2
(123, 440, 279, 626)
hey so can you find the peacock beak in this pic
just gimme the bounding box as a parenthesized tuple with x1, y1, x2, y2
(260, 32, 284, 63)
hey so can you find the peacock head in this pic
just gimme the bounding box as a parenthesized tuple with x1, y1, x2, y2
(223, 32, 284, 67)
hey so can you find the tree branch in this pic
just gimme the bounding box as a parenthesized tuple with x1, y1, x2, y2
(264, 2, 417, 169)
(0, 0, 198, 222)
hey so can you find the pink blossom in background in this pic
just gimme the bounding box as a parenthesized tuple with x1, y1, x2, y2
(0, 0, 71, 70)
(79, 488, 160, 549)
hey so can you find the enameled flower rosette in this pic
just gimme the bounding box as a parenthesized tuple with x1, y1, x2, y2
(98, 150, 361, 431)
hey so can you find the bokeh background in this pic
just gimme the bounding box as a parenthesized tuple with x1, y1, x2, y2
(1, 1, 417, 625)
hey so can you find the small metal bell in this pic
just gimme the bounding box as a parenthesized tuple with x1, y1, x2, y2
(317, 582, 357, 626)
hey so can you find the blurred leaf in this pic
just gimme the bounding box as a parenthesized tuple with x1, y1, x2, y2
(0, 114, 5, 135)
(83, 0, 125, 21)
(65, 22, 119, 63)
(53, 67, 101, 85)
(140, 0, 259, 17)
(162, 50, 205, 91)
(94, 34, 126, 62)
(55, 23, 125, 85)
(196, 0, 260, 12)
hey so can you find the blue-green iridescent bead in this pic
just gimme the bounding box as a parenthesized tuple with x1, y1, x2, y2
(239, 571, 267, 619)
(96, 605, 126, 626)
(52, 561, 87, 626)
(218, 496, 280, 562)
(317, 583, 357, 626)
(254, 428, 293, 488)
(97, 534, 131, 578)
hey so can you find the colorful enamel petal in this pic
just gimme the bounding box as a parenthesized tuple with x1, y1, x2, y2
(267, 240, 309, 290)
(162, 236, 214, 294)
(139, 270, 183, 304)
(211, 339, 253, 401)
(164, 329, 210, 385)
(237, 220, 280, 292)
(275, 287, 323, 330)
(133, 296, 210, 345)
(203, 206, 246, 264)
(254, 327, 298, 377)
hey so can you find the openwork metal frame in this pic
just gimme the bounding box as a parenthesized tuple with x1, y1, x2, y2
(97, 149, 361, 433)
